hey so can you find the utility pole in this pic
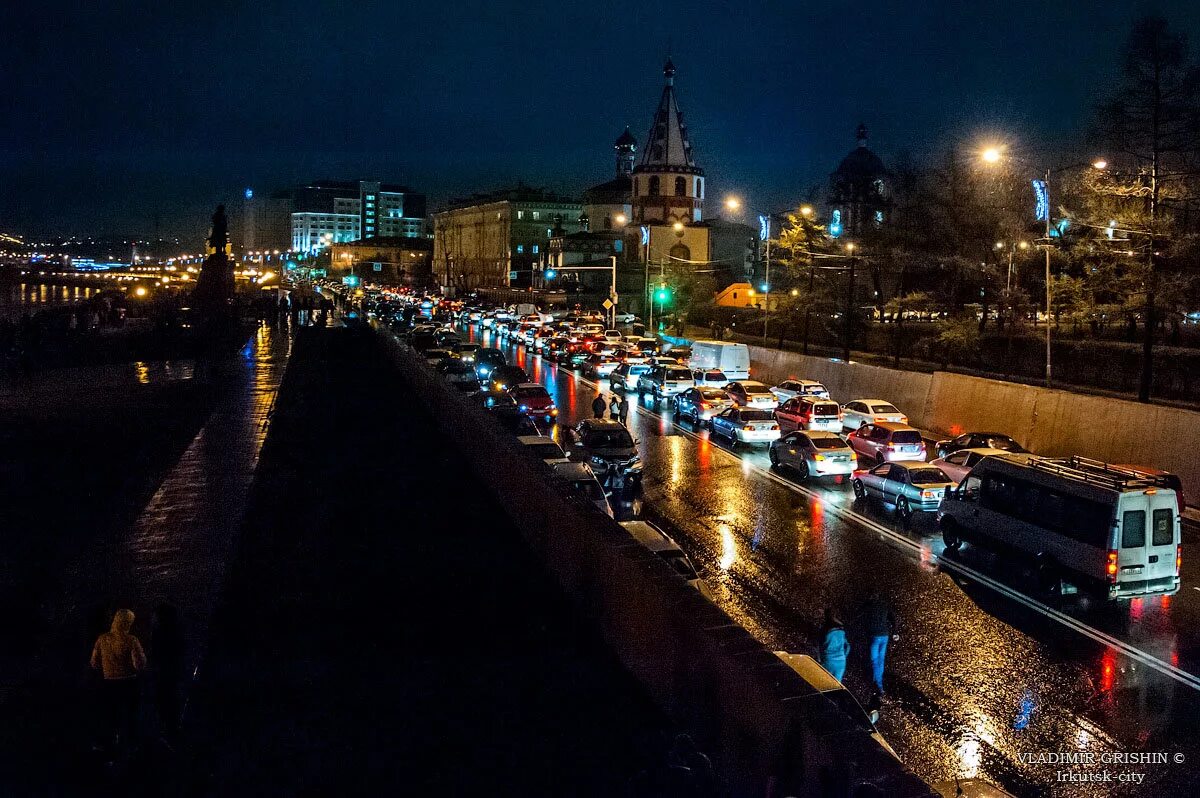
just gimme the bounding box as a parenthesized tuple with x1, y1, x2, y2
(803, 262, 815, 356)
(843, 249, 857, 363)
(1140, 143, 1160, 403)
(1043, 168, 1053, 388)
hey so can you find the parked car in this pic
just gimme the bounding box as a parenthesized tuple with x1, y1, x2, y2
(637, 365, 696, 401)
(852, 461, 955, 520)
(619, 521, 711, 599)
(551, 461, 614, 517)
(565, 418, 642, 488)
(934, 431, 1028, 459)
(774, 396, 843, 433)
(710, 407, 781, 445)
(474, 348, 506, 378)
(517, 434, 569, 464)
(691, 369, 729, 388)
(930, 447, 1006, 483)
(603, 329, 624, 342)
(508, 383, 558, 422)
(487, 365, 530, 392)
(841, 399, 908, 431)
(467, 389, 518, 412)
(769, 430, 857, 481)
(453, 342, 481, 362)
(672, 387, 733, 426)
(436, 359, 481, 391)
(610, 362, 653, 392)
(770, 379, 830, 402)
(847, 422, 927, 463)
(724, 380, 779, 410)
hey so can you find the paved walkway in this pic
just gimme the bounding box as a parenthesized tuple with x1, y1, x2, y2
(0, 321, 294, 792)
(179, 327, 669, 796)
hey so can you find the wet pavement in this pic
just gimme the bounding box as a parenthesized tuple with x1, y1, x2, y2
(182, 326, 671, 795)
(0, 321, 293, 792)
(454, 320, 1200, 798)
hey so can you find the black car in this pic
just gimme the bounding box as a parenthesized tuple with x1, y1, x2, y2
(486, 365, 530, 393)
(468, 389, 519, 411)
(565, 418, 642, 487)
(474, 348, 507, 378)
(935, 431, 1028, 459)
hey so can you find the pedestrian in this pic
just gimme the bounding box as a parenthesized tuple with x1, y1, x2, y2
(591, 394, 607, 419)
(610, 393, 626, 423)
(819, 608, 851, 682)
(856, 587, 898, 695)
(151, 603, 185, 743)
(90, 608, 148, 751)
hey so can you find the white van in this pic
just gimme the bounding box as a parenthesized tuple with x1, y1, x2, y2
(688, 340, 751, 380)
(938, 454, 1181, 600)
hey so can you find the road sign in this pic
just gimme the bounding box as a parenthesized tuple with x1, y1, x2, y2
(602, 299, 613, 310)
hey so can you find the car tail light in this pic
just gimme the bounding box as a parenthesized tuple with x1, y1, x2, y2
(921, 490, 935, 499)
(771, 424, 779, 430)
(1106, 550, 1119, 583)
(743, 425, 755, 431)
(813, 454, 826, 461)
(699, 402, 710, 409)
(1177, 545, 1182, 572)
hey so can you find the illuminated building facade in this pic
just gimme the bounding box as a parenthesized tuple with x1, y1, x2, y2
(289, 180, 426, 253)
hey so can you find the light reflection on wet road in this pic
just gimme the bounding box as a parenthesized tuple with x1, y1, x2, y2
(459, 324, 1200, 797)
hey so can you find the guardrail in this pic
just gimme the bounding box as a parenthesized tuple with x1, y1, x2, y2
(375, 325, 935, 797)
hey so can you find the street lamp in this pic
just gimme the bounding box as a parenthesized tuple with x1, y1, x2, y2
(614, 213, 628, 226)
(980, 148, 1106, 387)
(724, 196, 741, 212)
(800, 205, 814, 217)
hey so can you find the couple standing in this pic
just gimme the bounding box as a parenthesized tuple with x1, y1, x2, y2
(819, 587, 897, 696)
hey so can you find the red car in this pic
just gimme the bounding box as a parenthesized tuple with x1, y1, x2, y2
(509, 383, 558, 422)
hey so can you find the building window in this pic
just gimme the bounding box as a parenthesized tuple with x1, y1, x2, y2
(649, 176, 660, 196)
(516, 245, 524, 254)
(532, 244, 539, 254)
(695, 177, 703, 199)
(532, 211, 540, 220)
(517, 210, 525, 220)
(675, 176, 686, 196)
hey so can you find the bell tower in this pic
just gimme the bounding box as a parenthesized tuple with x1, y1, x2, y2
(631, 58, 705, 226)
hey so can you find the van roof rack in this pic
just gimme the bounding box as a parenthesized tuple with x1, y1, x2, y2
(1027, 455, 1172, 492)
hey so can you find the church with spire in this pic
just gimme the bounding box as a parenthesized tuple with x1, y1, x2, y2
(627, 58, 710, 265)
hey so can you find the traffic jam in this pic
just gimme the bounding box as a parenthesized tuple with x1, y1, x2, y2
(372, 289, 1200, 796)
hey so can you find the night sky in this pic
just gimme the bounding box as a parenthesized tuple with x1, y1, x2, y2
(4, 1, 1199, 244)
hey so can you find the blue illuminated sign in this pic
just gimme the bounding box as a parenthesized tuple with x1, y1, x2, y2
(544, 269, 557, 280)
(244, 187, 254, 200)
(1032, 179, 1048, 221)
(758, 214, 770, 242)
(640, 225, 650, 246)
(829, 209, 843, 238)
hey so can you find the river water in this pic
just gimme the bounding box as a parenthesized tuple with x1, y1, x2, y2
(0, 282, 103, 322)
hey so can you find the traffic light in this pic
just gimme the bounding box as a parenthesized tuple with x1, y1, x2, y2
(544, 269, 557, 280)
(655, 284, 670, 303)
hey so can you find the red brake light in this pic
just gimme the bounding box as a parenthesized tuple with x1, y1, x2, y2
(699, 402, 710, 409)
(1106, 550, 1119, 582)
(743, 425, 755, 431)
(1177, 545, 1182, 572)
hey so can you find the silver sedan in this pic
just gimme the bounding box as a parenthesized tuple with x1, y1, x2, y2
(851, 461, 955, 521)
(768, 430, 858, 482)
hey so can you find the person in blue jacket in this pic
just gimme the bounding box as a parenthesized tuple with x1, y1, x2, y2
(819, 608, 850, 682)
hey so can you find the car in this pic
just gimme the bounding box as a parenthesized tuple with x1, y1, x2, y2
(565, 418, 642, 488)
(619, 521, 711, 599)
(486, 365, 530, 392)
(603, 329, 624, 342)
(771, 652, 898, 758)
(612, 312, 638, 324)
(637, 365, 696, 401)
(433, 329, 461, 347)
(650, 355, 681, 366)
(467, 389, 518, 412)
(474, 348, 506, 378)
(453, 342, 481, 363)
(614, 346, 649, 365)
(769, 430, 857, 481)
(584, 353, 620, 378)
(436, 359, 481, 391)
(421, 347, 456, 365)
(517, 434, 569, 464)
(852, 461, 955, 520)
(774, 396, 843, 433)
(568, 348, 592, 368)
(609, 362, 653, 392)
(550, 461, 614, 517)
(628, 336, 660, 355)
(691, 369, 729, 388)
(579, 323, 605, 337)
(672, 387, 733, 426)
(770, 379, 830, 402)
(841, 399, 908, 431)
(724, 380, 779, 410)
(930, 447, 1007, 483)
(508, 383, 558, 422)
(847, 422, 927, 463)
(934, 431, 1028, 459)
(710, 407, 781, 445)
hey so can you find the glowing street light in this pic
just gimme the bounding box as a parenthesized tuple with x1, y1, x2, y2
(1092, 159, 1108, 170)
(672, 221, 685, 233)
(614, 213, 628, 226)
(724, 196, 741, 212)
(981, 146, 1003, 164)
(800, 205, 814, 217)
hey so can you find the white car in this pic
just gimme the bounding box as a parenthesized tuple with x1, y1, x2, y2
(613, 312, 638, 324)
(603, 330, 624, 342)
(725, 380, 779, 410)
(841, 399, 908, 431)
(929, 447, 1005, 483)
(770, 379, 830, 402)
(692, 369, 729, 388)
(551, 461, 614, 517)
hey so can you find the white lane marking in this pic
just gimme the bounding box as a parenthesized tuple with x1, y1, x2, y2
(530, 346, 1200, 694)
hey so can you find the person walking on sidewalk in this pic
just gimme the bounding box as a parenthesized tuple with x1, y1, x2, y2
(90, 608, 148, 751)
(856, 587, 898, 695)
(819, 608, 851, 683)
(592, 394, 608, 419)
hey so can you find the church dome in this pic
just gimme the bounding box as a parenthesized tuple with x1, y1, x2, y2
(833, 124, 887, 180)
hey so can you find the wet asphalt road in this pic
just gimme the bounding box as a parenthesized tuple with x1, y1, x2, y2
(444, 321, 1200, 797)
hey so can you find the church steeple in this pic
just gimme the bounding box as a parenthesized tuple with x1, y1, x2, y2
(631, 58, 705, 226)
(614, 127, 637, 177)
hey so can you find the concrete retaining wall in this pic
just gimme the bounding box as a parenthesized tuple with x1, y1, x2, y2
(734, 340, 1200, 501)
(377, 328, 934, 798)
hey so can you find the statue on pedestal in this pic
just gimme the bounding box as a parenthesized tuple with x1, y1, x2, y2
(192, 204, 235, 313)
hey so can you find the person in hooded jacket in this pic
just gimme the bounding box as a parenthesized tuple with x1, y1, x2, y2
(819, 608, 851, 682)
(90, 608, 147, 750)
(591, 394, 608, 419)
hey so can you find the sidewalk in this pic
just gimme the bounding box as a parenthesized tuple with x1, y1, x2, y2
(179, 327, 669, 795)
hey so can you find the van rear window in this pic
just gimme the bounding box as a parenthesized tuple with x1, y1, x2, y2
(1121, 510, 1146, 548)
(1153, 509, 1173, 546)
(891, 430, 922, 444)
(814, 403, 840, 416)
